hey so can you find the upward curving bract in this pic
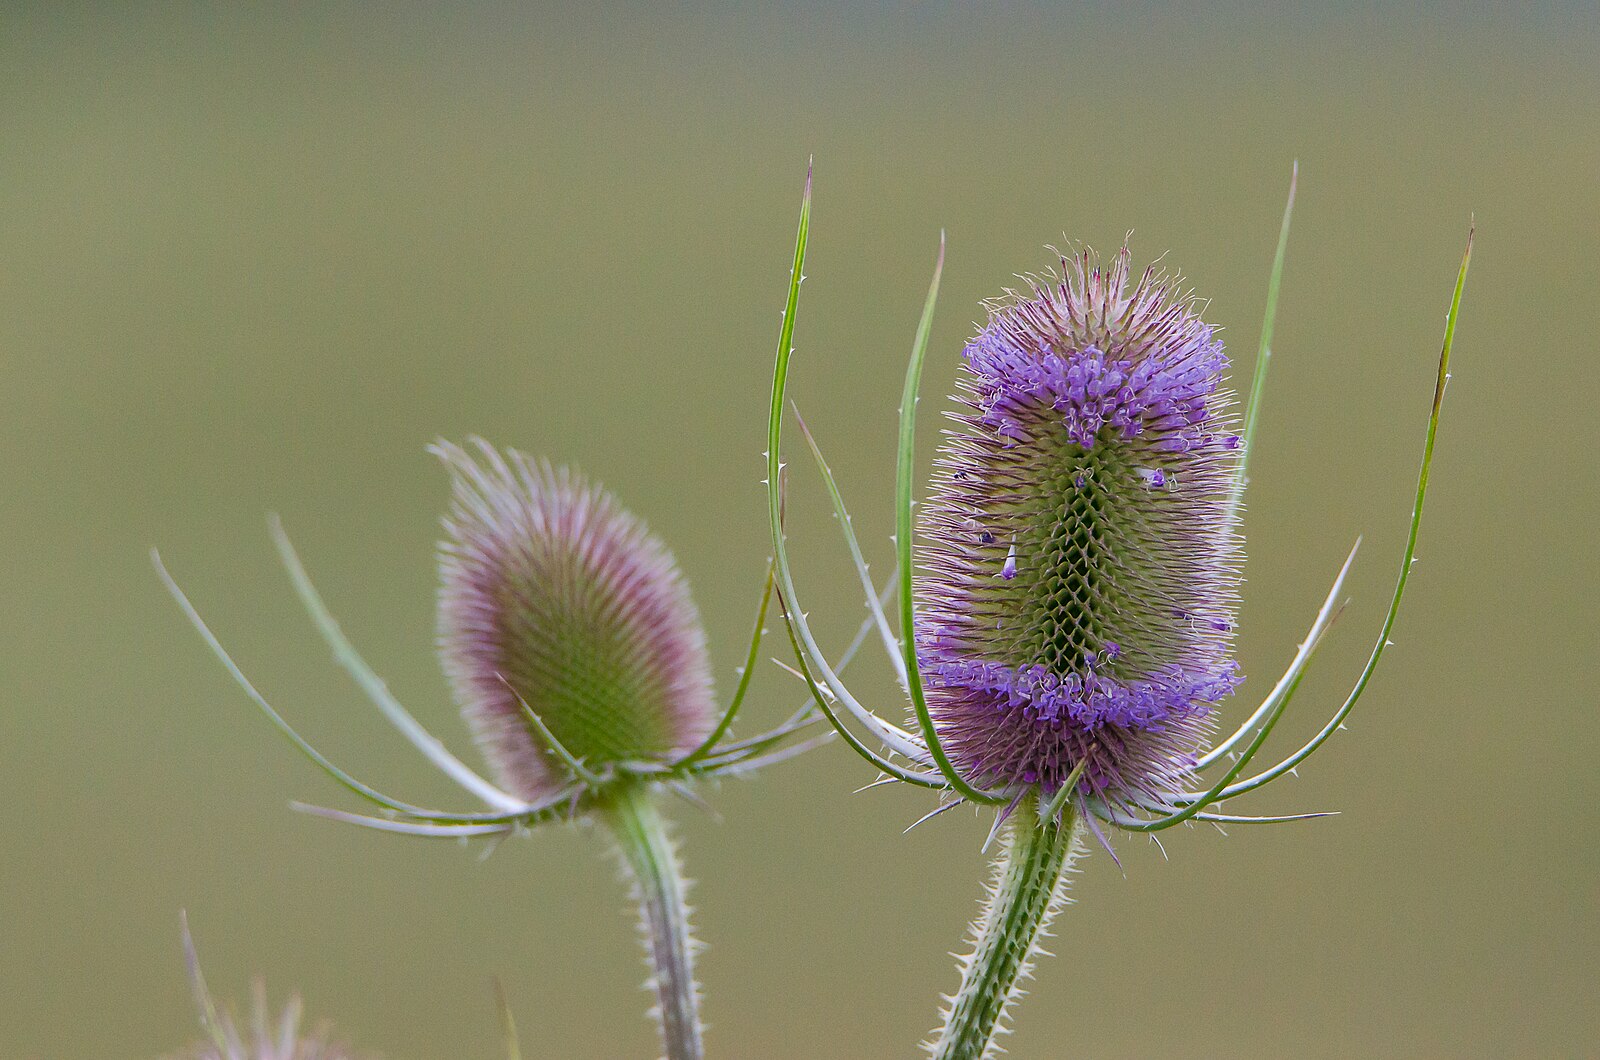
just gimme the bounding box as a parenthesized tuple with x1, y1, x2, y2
(916, 249, 1243, 811)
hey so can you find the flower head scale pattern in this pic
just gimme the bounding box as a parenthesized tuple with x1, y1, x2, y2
(916, 248, 1243, 812)
(765, 174, 1471, 841)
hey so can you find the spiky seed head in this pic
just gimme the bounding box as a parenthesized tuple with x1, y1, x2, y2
(916, 248, 1243, 810)
(435, 439, 717, 801)
(169, 979, 366, 1060)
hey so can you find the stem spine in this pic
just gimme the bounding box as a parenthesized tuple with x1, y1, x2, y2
(603, 782, 703, 1060)
(931, 794, 1084, 1060)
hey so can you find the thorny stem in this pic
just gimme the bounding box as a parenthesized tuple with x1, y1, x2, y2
(932, 794, 1085, 1060)
(601, 781, 703, 1060)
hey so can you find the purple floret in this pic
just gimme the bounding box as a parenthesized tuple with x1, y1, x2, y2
(964, 338, 1228, 454)
(924, 657, 1241, 731)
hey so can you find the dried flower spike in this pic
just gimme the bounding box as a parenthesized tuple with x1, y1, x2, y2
(157, 440, 829, 1060)
(170, 913, 367, 1060)
(765, 170, 1471, 1058)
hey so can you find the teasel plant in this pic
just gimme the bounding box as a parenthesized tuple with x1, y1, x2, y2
(765, 169, 1472, 1058)
(155, 440, 836, 1060)
(173, 911, 525, 1060)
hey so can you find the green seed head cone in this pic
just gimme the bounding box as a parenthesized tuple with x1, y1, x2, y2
(435, 439, 717, 801)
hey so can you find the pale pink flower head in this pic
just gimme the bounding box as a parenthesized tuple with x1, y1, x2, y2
(435, 439, 718, 802)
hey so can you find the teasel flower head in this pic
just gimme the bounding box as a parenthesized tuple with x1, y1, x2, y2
(915, 247, 1244, 814)
(436, 443, 719, 802)
(155, 432, 820, 841)
(765, 170, 1472, 841)
(157, 438, 825, 1060)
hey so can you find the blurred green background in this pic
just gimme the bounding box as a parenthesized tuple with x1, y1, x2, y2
(3, 3, 1596, 1057)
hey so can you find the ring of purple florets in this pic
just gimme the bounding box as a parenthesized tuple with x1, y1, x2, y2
(964, 334, 1236, 454)
(923, 656, 1241, 731)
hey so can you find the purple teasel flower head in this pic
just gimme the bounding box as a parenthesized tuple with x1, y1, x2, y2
(766, 169, 1469, 840)
(915, 247, 1244, 813)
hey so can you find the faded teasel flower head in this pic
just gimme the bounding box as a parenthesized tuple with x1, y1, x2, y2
(171, 915, 368, 1060)
(157, 431, 815, 839)
(916, 248, 1242, 811)
(435, 440, 718, 802)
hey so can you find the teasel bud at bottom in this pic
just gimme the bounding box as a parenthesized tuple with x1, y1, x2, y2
(169, 914, 369, 1060)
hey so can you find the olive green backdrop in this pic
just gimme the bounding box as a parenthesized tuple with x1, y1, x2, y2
(3, 4, 1595, 1057)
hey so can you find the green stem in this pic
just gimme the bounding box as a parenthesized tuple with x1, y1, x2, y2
(932, 795, 1085, 1060)
(601, 782, 703, 1060)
